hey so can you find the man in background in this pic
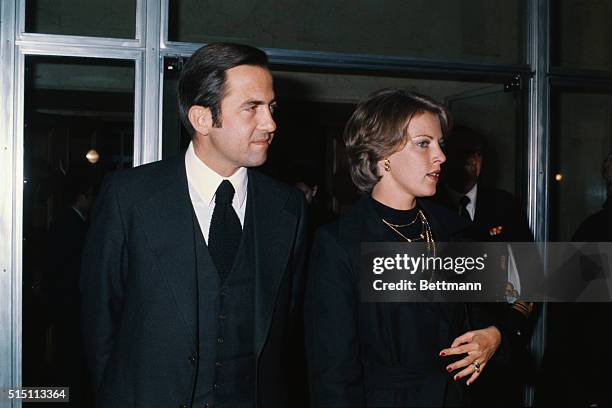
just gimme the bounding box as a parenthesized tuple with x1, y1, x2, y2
(435, 126, 536, 407)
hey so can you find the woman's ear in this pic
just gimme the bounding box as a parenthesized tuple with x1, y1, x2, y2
(188, 105, 213, 136)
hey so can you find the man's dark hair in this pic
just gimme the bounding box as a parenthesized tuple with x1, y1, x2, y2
(445, 125, 485, 164)
(178, 42, 269, 136)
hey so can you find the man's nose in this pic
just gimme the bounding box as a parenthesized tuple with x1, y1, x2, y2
(258, 108, 276, 133)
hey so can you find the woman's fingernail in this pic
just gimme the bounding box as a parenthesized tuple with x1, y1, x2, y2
(439, 351, 446, 356)
(446, 367, 452, 372)
(466, 381, 471, 386)
(453, 375, 459, 381)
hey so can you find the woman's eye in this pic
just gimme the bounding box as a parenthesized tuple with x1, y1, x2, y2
(415, 140, 430, 148)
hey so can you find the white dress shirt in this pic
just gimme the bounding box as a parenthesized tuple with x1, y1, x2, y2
(446, 183, 520, 302)
(446, 183, 478, 221)
(184, 142, 248, 242)
(463, 183, 478, 221)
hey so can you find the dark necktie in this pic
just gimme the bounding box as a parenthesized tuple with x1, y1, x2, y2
(459, 195, 472, 222)
(208, 180, 242, 283)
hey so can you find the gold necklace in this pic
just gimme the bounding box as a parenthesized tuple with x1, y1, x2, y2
(382, 210, 421, 228)
(381, 218, 425, 242)
(382, 210, 437, 256)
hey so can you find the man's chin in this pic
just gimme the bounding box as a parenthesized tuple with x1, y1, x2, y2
(245, 155, 268, 168)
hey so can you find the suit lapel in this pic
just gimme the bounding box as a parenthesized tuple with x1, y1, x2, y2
(135, 156, 197, 340)
(250, 171, 297, 356)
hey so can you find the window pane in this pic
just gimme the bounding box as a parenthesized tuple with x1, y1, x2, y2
(552, 0, 612, 71)
(169, 0, 524, 65)
(25, 0, 136, 38)
(22, 56, 134, 405)
(550, 89, 612, 241)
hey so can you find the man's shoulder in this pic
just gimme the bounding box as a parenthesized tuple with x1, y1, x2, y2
(478, 186, 516, 203)
(572, 210, 607, 241)
(477, 186, 522, 213)
(103, 154, 184, 200)
(249, 169, 305, 207)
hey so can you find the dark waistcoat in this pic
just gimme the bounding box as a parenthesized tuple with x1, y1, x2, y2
(192, 205, 255, 408)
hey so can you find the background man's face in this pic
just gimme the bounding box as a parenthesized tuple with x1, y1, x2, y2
(446, 149, 482, 193)
(204, 65, 276, 174)
(464, 151, 482, 183)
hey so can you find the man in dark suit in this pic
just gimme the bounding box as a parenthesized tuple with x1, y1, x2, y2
(80, 43, 308, 408)
(435, 126, 537, 407)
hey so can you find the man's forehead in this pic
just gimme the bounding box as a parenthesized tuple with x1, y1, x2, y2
(224, 65, 273, 90)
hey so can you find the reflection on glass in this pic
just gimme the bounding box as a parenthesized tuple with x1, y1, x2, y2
(552, 0, 612, 71)
(168, 0, 524, 64)
(550, 89, 612, 241)
(22, 56, 134, 406)
(25, 0, 136, 38)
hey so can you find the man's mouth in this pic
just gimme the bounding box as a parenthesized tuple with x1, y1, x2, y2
(251, 138, 270, 146)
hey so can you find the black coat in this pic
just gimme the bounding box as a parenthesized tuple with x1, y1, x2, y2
(80, 154, 308, 407)
(304, 195, 496, 407)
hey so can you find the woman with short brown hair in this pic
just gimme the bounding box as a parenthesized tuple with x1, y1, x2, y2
(305, 89, 501, 407)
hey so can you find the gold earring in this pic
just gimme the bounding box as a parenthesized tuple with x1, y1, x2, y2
(384, 159, 391, 172)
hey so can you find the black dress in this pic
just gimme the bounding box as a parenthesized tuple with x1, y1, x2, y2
(304, 195, 496, 407)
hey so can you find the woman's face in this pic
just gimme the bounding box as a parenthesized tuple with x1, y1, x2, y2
(379, 112, 446, 200)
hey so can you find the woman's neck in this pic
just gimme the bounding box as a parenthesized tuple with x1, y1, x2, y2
(371, 183, 416, 210)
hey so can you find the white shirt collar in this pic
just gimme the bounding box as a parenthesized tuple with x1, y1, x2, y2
(184, 141, 248, 209)
(465, 183, 478, 207)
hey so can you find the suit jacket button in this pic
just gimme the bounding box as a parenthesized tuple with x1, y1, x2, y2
(217, 337, 224, 344)
(215, 361, 223, 367)
(218, 313, 226, 320)
(188, 356, 196, 364)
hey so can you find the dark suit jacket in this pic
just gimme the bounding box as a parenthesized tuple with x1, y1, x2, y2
(80, 153, 308, 407)
(304, 196, 497, 407)
(435, 185, 532, 243)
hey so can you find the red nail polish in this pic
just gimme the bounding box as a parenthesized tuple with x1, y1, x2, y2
(447, 367, 452, 372)
(454, 375, 459, 381)
(439, 351, 446, 356)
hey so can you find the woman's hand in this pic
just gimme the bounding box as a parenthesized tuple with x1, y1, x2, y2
(439, 326, 502, 385)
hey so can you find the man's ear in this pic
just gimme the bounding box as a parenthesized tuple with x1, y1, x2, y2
(188, 105, 213, 136)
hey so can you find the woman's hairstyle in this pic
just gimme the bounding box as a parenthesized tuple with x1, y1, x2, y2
(343, 88, 451, 192)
